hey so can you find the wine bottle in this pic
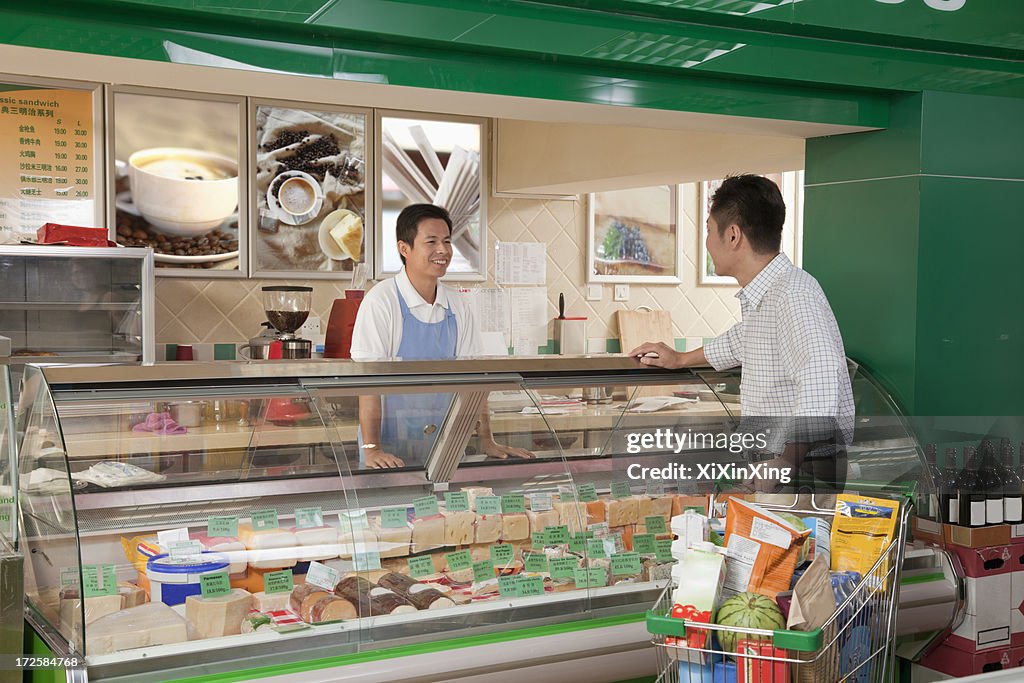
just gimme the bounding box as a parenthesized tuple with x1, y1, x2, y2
(923, 443, 941, 521)
(957, 446, 987, 528)
(1000, 439, 1023, 524)
(978, 440, 1004, 525)
(942, 447, 960, 524)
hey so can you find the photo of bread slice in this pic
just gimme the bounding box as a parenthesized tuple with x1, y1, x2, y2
(319, 209, 363, 262)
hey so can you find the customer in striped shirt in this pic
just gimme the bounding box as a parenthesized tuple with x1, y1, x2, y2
(629, 174, 853, 492)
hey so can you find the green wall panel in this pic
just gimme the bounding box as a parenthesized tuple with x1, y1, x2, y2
(919, 90, 1024, 178)
(804, 175, 921, 413)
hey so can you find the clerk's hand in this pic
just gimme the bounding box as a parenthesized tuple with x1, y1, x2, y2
(364, 448, 405, 469)
(628, 342, 681, 369)
(482, 439, 535, 460)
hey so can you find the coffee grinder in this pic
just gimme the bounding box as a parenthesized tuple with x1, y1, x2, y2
(261, 285, 313, 359)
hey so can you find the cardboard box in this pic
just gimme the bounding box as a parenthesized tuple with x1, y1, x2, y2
(1012, 572, 1024, 647)
(951, 545, 1014, 578)
(736, 640, 789, 683)
(912, 516, 944, 545)
(1010, 524, 1024, 546)
(919, 642, 1013, 677)
(948, 613, 1012, 653)
(947, 523, 1011, 549)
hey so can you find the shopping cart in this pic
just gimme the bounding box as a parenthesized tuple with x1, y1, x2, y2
(647, 492, 912, 683)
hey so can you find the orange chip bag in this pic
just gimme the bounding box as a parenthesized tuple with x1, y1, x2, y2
(723, 498, 810, 598)
(120, 534, 164, 573)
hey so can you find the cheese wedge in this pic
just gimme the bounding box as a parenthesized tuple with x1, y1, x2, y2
(329, 212, 363, 261)
(185, 588, 253, 639)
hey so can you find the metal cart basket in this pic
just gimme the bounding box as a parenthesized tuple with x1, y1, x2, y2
(647, 493, 912, 683)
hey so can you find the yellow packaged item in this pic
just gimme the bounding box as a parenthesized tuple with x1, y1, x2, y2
(120, 534, 164, 573)
(830, 494, 900, 583)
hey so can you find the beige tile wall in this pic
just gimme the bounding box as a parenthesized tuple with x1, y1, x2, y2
(156, 181, 800, 346)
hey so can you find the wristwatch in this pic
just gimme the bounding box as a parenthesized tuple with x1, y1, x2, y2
(362, 443, 380, 451)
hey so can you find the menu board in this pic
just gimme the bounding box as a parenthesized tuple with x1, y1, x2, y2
(0, 84, 97, 235)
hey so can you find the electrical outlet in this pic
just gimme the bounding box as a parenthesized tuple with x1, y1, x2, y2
(585, 284, 603, 301)
(298, 315, 321, 338)
(613, 284, 630, 302)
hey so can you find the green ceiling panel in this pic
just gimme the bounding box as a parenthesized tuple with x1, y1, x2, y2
(312, 0, 498, 42)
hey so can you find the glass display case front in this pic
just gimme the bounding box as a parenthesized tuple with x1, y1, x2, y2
(13, 357, 927, 681)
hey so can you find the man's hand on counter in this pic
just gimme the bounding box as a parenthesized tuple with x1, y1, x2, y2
(364, 447, 405, 469)
(628, 341, 682, 369)
(481, 439, 535, 460)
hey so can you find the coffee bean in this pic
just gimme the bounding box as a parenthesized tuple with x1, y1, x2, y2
(117, 224, 132, 237)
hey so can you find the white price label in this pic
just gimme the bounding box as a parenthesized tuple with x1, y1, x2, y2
(305, 561, 340, 591)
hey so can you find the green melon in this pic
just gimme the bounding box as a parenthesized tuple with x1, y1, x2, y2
(775, 511, 809, 564)
(715, 592, 786, 653)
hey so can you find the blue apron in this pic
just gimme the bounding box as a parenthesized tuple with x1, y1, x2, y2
(359, 285, 457, 466)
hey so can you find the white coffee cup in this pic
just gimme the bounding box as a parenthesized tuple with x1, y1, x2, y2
(128, 147, 239, 236)
(278, 176, 318, 216)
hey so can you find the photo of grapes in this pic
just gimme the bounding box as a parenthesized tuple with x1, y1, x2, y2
(589, 184, 680, 283)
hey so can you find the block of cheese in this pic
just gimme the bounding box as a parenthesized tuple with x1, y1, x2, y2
(474, 514, 502, 544)
(637, 495, 673, 523)
(328, 212, 363, 261)
(555, 501, 588, 533)
(526, 509, 559, 535)
(118, 582, 147, 608)
(60, 590, 125, 635)
(501, 514, 529, 541)
(238, 524, 298, 569)
(252, 590, 291, 612)
(412, 516, 446, 554)
(462, 486, 495, 511)
(611, 525, 634, 551)
(672, 494, 709, 517)
(86, 602, 188, 655)
(442, 510, 475, 546)
(338, 529, 378, 560)
(373, 525, 412, 559)
(468, 543, 493, 563)
(586, 500, 606, 525)
(605, 497, 639, 527)
(185, 588, 253, 639)
(191, 532, 247, 575)
(291, 525, 340, 562)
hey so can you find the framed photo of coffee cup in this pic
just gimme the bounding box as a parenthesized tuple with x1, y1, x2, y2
(587, 185, 682, 284)
(250, 99, 371, 279)
(374, 111, 487, 281)
(109, 87, 247, 277)
(0, 75, 104, 237)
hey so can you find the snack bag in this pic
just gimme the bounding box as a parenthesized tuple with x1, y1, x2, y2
(120, 534, 164, 573)
(830, 494, 899, 586)
(723, 498, 810, 598)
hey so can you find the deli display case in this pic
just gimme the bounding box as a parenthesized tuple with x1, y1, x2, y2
(13, 357, 944, 683)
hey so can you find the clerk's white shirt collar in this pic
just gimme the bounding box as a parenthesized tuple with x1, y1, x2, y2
(396, 267, 450, 310)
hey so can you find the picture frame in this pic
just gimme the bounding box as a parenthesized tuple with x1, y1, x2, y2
(587, 184, 682, 284)
(699, 173, 785, 286)
(375, 110, 487, 282)
(249, 98, 372, 279)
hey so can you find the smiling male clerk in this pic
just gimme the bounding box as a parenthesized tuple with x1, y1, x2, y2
(350, 203, 533, 469)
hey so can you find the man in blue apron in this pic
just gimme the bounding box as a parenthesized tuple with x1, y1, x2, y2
(351, 203, 533, 469)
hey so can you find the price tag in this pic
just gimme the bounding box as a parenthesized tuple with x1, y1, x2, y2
(59, 567, 79, 587)
(588, 522, 610, 538)
(305, 561, 341, 591)
(577, 483, 598, 503)
(569, 532, 591, 553)
(251, 509, 280, 531)
(408, 555, 437, 578)
(292, 507, 324, 529)
(604, 534, 624, 556)
(611, 552, 642, 576)
(338, 508, 368, 531)
(381, 507, 409, 528)
(353, 549, 382, 572)
(445, 491, 470, 512)
(446, 550, 473, 572)
(644, 516, 668, 535)
(550, 557, 578, 579)
(559, 488, 578, 502)
(646, 481, 666, 496)
(530, 492, 553, 511)
(532, 532, 545, 549)
(524, 552, 549, 573)
(573, 567, 606, 588)
(473, 560, 494, 583)
(264, 570, 294, 594)
(81, 565, 117, 598)
(208, 515, 238, 537)
(634, 533, 657, 555)
(157, 527, 189, 547)
(476, 496, 502, 515)
(498, 575, 519, 597)
(586, 538, 608, 559)
(413, 496, 439, 518)
(610, 482, 632, 499)
(518, 575, 544, 597)
(168, 540, 202, 559)
(544, 525, 570, 546)
(490, 544, 515, 566)
(501, 494, 526, 514)
(200, 571, 231, 598)
(655, 538, 674, 563)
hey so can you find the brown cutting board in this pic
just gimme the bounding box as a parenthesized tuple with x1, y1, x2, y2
(616, 309, 675, 399)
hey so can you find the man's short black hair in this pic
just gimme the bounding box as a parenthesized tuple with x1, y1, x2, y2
(396, 204, 453, 265)
(710, 174, 785, 254)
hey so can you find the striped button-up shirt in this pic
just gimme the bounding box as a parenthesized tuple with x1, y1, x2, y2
(704, 253, 855, 447)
